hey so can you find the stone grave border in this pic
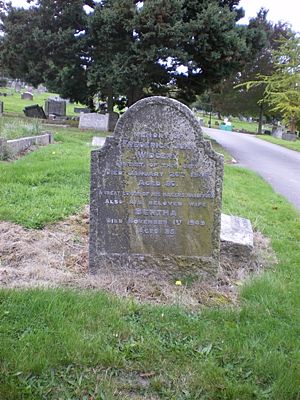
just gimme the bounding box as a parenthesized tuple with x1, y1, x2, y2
(0, 132, 54, 159)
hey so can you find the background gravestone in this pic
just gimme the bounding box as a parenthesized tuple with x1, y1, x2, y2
(23, 104, 47, 119)
(45, 99, 66, 116)
(21, 92, 33, 100)
(74, 107, 90, 114)
(90, 96, 224, 279)
(0, 101, 3, 116)
(79, 112, 119, 132)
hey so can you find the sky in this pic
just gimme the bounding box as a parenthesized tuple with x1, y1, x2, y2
(6, 0, 300, 33)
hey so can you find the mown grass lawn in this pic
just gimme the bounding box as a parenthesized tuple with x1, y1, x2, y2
(0, 88, 82, 116)
(0, 129, 300, 399)
(0, 127, 99, 228)
(256, 134, 300, 153)
(197, 114, 274, 134)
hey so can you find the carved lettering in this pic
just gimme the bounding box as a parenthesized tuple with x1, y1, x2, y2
(135, 208, 177, 217)
(105, 199, 123, 205)
(136, 150, 177, 160)
(148, 200, 183, 207)
(129, 170, 163, 178)
(187, 219, 206, 226)
(139, 180, 161, 187)
(106, 169, 123, 176)
(190, 171, 210, 178)
(107, 218, 123, 224)
(128, 218, 168, 225)
(189, 201, 207, 208)
(169, 172, 185, 178)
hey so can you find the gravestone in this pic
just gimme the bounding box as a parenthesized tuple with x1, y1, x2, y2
(23, 104, 47, 119)
(0, 101, 3, 116)
(45, 99, 66, 116)
(90, 96, 224, 279)
(92, 136, 107, 147)
(21, 92, 33, 100)
(79, 112, 119, 132)
(74, 107, 90, 114)
(282, 132, 297, 141)
(272, 127, 284, 139)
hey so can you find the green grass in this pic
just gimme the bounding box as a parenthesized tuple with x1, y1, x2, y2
(0, 88, 83, 116)
(198, 114, 273, 134)
(0, 117, 44, 140)
(205, 136, 233, 163)
(256, 135, 300, 153)
(0, 127, 101, 228)
(0, 131, 300, 398)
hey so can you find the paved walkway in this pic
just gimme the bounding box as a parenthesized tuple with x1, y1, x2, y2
(204, 127, 300, 211)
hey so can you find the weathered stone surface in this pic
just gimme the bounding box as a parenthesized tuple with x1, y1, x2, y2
(23, 105, 47, 119)
(108, 112, 119, 132)
(74, 107, 90, 114)
(79, 113, 109, 131)
(45, 99, 66, 116)
(271, 127, 284, 139)
(21, 92, 33, 101)
(220, 214, 254, 266)
(80, 112, 119, 132)
(92, 136, 107, 147)
(282, 133, 297, 141)
(0, 133, 54, 157)
(89, 96, 224, 278)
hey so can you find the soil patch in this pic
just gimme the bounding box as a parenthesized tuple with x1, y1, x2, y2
(0, 207, 276, 307)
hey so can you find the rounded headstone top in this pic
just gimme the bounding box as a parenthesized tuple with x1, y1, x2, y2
(114, 96, 203, 142)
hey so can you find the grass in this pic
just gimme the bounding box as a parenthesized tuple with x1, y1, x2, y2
(0, 87, 83, 116)
(0, 130, 300, 398)
(205, 136, 233, 163)
(0, 117, 44, 140)
(255, 134, 300, 153)
(0, 127, 99, 228)
(198, 114, 273, 134)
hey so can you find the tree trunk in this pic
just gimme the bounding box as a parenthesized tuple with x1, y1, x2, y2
(127, 87, 143, 107)
(107, 85, 114, 113)
(290, 116, 296, 134)
(87, 96, 95, 112)
(258, 103, 263, 134)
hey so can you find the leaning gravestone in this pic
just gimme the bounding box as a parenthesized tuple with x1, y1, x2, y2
(23, 104, 47, 119)
(90, 97, 224, 279)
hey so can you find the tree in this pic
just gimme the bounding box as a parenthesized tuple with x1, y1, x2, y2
(241, 33, 300, 133)
(206, 10, 293, 132)
(0, 0, 268, 107)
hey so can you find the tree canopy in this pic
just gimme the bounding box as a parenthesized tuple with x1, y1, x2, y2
(203, 10, 294, 127)
(0, 0, 268, 107)
(240, 33, 300, 133)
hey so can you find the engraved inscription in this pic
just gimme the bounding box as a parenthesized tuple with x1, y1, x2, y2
(90, 97, 223, 263)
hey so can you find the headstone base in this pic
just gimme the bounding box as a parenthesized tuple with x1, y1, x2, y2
(90, 213, 254, 280)
(89, 253, 218, 280)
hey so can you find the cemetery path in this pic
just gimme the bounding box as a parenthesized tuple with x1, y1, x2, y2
(204, 127, 300, 211)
